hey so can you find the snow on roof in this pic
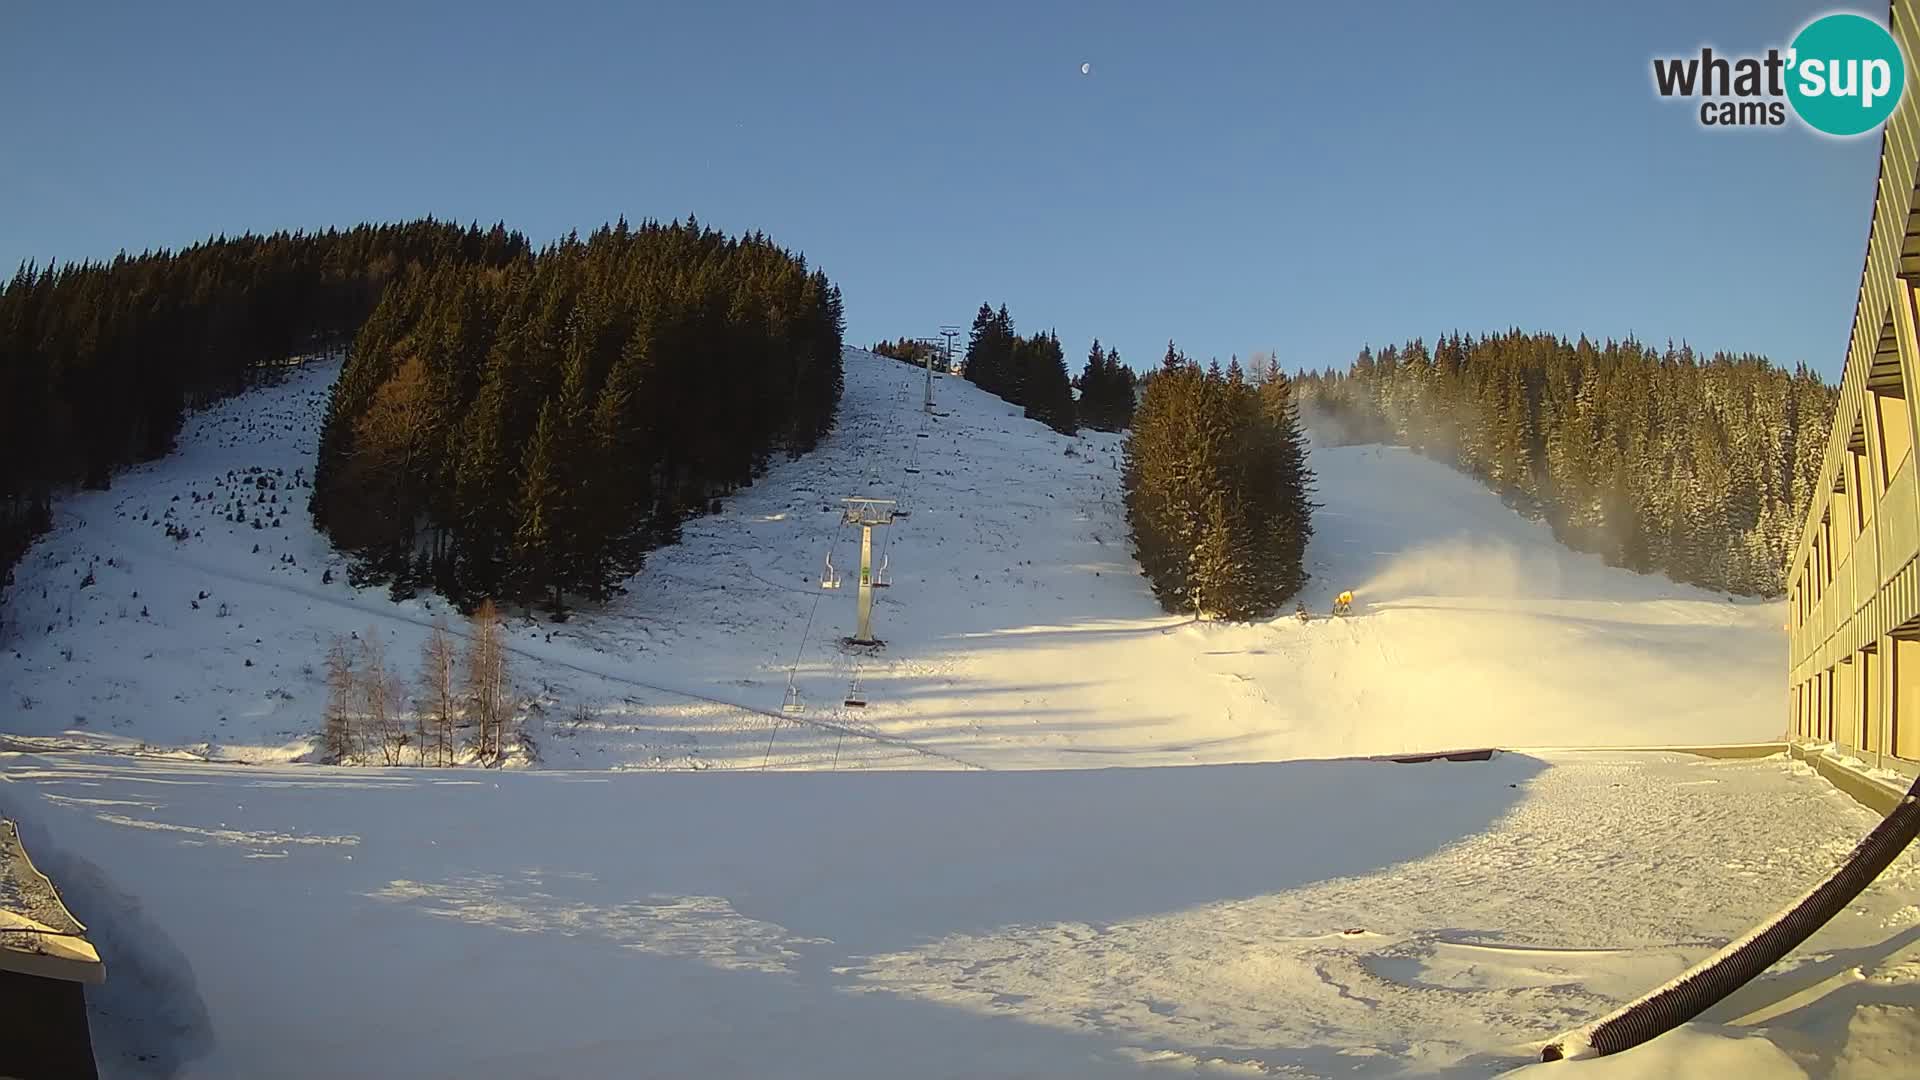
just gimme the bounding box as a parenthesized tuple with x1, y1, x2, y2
(0, 819, 103, 983)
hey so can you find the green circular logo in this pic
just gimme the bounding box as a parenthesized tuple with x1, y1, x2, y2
(1787, 13, 1905, 136)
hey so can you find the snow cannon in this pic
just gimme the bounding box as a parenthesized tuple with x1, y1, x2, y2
(1332, 590, 1354, 617)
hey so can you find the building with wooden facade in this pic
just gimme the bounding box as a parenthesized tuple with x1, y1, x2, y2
(1786, 1, 1920, 775)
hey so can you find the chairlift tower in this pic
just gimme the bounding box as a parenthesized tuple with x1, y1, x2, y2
(914, 336, 939, 414)
(841, 497, 896, 645)
(936, 326, 960, 412)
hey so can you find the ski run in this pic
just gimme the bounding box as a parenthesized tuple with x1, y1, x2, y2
(3, 348, 1917, 1077)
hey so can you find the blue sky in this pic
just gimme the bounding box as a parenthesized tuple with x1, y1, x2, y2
(0, 1, 1882, 379)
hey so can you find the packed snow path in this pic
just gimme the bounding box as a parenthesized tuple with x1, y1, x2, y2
(1, 349, 1784, 769)
(3, 749, 1916, 1078)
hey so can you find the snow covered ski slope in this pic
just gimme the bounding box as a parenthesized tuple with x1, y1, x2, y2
(4, 748, 1917, 1078)
(0, 347, 1913, 1077)
(1, 348, 1786, 769)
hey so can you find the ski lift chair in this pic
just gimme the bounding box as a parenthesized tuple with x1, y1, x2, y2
(873, 554, 891, 588)
(821, 552, 843, 589)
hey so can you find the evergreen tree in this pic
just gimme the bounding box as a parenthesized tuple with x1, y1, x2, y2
(1255, 358, 1316, 598)
(511, 400, 565, 614)
(961, 302, 1018, 400)
(1107, 346, 1136, 429)
(962, 303, 998, 391)
(1076, 338, 1136, 432)
(1123, 345, 1314, 618)
(1021, 330, 1077, 435)
(1078, 338, 1107, 422)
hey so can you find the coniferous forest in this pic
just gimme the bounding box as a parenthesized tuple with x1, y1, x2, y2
(1125, 346, 1315, 619)
(0, 220, 530, 610)
(871, 336, 948, 370)
(309, 219, 845, 614)
(960, 303, 1079, 435)
(887, 318, 1135, 430)
(0, 217, 841, 628)
(1076, 338, 1139, 432)
(1294, 332, 1836, 597)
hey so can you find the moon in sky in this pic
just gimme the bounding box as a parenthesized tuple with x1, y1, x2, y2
(1080, 62, 1091, 75)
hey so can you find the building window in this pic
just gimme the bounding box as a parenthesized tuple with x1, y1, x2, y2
(1876, 386, 1912, 490)
(1852, 449, 1872, 530)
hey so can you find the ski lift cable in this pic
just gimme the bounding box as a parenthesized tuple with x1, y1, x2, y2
(788, 589, 825, 678)
(912, 401, 937, 459)
(768, 504, 853, 758)
(829, 361, 921, 715)
(780, 517, 851, 713)
(815, 512, 853, 595)
(844, 655, 866, 708)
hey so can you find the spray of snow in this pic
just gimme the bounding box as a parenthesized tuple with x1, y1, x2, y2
(1358, 536, 1569, 603)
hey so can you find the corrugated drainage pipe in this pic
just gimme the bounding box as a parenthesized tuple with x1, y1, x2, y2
(1541, 770, 1920, 1061)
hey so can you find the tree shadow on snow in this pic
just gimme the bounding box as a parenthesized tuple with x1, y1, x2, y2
(5, 750, 1550, 1077)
